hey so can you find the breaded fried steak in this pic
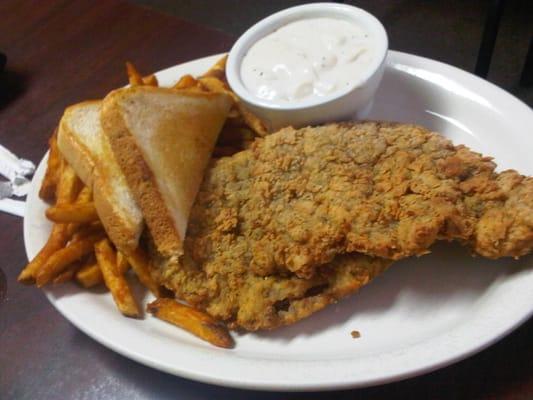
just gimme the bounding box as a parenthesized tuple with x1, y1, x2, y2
(180, 122, 533, 277)
(160, 252, 390, 331)
(159, 121, 533, 330)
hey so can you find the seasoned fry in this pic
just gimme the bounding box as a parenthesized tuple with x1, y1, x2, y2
(126, 61, 143, 86)
(95, 239, 140, 318)
(126, 62, 158, 87)
(142, 74, 158, 87)
(52, 263, 80, 284)
(19, 164, 82, 282)
(75, 256, 103, 288)
(75, 185, 92, 203)
(18, 223, 70, 283)
(64, 185, 95, 234)
(172, 74, 199, 90)
(36, 233, 104, 287)
(45, 202, 98, 223)
(201, 55, 227, 81)
(198, 76, 229, 94)
(116, 251, 130, 275)
(56, 164, 83, 205)
(39, 130, 62, 202)
(147, 299, 234, 348)
(236, 103, 268, 137)
(69, 222, 104, 242)
(125, 248, 160, 297)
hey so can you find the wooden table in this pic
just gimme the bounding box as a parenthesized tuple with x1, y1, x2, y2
(0, 1, 531, 398)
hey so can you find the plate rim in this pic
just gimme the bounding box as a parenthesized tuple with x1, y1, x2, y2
(23, 51, 533, 391)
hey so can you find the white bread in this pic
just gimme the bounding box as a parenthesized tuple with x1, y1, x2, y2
(57, 101, 143, 252)
(101, 86, 232, 257)
(57, 101, 102, 186)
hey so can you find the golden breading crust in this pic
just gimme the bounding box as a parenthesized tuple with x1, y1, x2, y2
(184, 122, 533, 280)
(161, 252, 390, 331)
(160, 121, 533, 330)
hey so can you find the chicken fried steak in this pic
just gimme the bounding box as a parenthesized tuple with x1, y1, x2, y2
(189, 122, 533, 278)
(160, 252, 390, 331)
(159, 121, 533, 330)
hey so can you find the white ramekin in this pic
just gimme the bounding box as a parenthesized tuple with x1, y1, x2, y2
(226, 3, 388, 131)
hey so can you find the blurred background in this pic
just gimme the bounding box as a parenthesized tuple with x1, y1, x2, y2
(131, 0, 533, 106)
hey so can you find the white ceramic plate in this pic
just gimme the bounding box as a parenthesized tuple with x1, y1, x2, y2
(24, 51, 533, 391)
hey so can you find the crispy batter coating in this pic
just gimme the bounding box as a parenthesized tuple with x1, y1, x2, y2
(161, 253, 390, 331)
(161, 121, 533, 330)
(188, 122, 533, 276)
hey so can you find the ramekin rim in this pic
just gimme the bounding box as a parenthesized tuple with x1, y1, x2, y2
(226, 3, 389, 111)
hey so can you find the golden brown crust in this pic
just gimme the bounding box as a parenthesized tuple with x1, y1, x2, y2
(173, 121, 533, 279)
(39, 129, 61, 202)
(57, 100, 143, 253)
(92, 173, 141, 253)
(160, 251, 391, 331)
(56, 101, 101, 187)
(159, 120, 533, 330)
(101, 91, 183, 257)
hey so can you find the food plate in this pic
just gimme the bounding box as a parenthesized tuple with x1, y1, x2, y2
(24, 51, 533, 391)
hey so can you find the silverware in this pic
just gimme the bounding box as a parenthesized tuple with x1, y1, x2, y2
(0, 181, 13, 199)
(0, 197, 25, 217)
(0, 144, 34, 217)
(0, 143, 35, 182)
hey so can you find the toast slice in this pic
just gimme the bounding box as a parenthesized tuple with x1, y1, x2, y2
(101, 86, 232, 257)
(57, 101, 143, 252)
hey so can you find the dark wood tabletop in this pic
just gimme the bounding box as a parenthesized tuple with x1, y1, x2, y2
(0, 1, 531, 399)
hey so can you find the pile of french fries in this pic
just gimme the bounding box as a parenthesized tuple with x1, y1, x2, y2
(17, 60, 259, 349)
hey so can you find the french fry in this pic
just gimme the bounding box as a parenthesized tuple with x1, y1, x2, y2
(126, 61, 143, 86)
(147, 298, 234, 349)
(20, 161, 81, 283)
(52, 263, 80, 284)
(126, 61, 158, 87)
(125, 247, 160, 297)
(116, 251, 130, 275)
(36, 233, 104, 287)
(95, 239, 140, 318)
(142, 74, 158, 87)
(75, 256, 103, 288)
(56, 164, 83, 205)
(39, 130, 62, 202)
(45, 202, 98, 224)
(200, 55, 227, 82)
(69, 222, 104, 242)
(172, 74, 199, 90)
(75, 185, 92, 203)
(18, 223, 70, 283)
(236, 103, 268, 137)
(198, 76, 229, 93)
(64, 185, 94, 234)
